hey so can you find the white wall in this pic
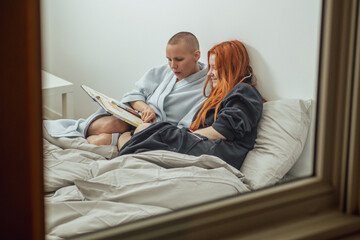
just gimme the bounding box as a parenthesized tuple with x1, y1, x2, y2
(41, 0, 322, 177)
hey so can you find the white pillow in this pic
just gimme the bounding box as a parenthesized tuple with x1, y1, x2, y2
(240, 99, 312, 190)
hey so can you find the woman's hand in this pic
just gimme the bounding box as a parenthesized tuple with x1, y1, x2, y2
(140, 106, 156, 123)
(130, 101, 157, 123)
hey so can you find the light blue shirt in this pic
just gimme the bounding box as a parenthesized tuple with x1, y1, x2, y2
(122, 62, 208, 128)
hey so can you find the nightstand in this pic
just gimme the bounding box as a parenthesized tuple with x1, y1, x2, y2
(42, 70, 74, 119)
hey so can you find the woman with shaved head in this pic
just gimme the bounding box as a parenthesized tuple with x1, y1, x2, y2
(44, 32, 209, 147)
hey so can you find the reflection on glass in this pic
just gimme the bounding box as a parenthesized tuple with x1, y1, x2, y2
(42, 0, 322, 238)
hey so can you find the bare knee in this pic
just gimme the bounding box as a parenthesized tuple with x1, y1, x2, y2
(87, 133, 112, 145)
(117, 132, 132, 150)
(87, 116, 130, 136)
(117, 123, 151, 150)
(134, 123, 151, 134)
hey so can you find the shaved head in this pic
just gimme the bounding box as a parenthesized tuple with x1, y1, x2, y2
(167, 32, 200, 53)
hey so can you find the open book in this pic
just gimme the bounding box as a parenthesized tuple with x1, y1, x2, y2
(81, 85, 143, 127)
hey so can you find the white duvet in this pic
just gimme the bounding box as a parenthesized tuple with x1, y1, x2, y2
(43, 128, 250, 240)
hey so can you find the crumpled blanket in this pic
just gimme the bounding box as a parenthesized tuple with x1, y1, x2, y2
(43, 128, 250, 239)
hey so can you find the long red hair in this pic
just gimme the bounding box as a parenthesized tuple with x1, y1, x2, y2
(190, 40, 255, 131)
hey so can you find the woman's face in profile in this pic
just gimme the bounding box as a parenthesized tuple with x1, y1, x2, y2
(207, 54, 218, 88)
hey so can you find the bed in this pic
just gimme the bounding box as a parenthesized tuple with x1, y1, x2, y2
(44, 98, 312, 240)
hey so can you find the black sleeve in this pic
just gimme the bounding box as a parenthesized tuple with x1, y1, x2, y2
(211, 83, 263, 141)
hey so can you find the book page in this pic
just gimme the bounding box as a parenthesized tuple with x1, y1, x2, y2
(82, 85, 143, 127)
(99, 98, 143, 127)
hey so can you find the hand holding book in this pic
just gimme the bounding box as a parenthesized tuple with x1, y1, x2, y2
(140, 106, 157, 123)
(130, 100, 157, 123)
(82, 85, 143, 127)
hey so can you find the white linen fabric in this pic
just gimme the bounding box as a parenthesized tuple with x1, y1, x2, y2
(75, 152, 247, 210)
(43, 127, 118, 192)
(44, 132, 249, 239)
(240, 99, 312, 190)
(46, 201, 169, 240)
(43, 126, 118, 159)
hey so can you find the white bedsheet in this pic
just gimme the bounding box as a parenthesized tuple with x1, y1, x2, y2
(43, 129, 250, 239)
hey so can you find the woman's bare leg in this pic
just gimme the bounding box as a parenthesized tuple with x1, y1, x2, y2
(87, 133, 112, 145)
(87, 116, 130, 136)
(134, 123, 151, 134)
(117, 123, 152, 150)
(117, 132, 132, 150)
(86, 116, 130, 146)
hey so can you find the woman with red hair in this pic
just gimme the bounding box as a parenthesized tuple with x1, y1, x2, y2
(118, 40, 263, 169)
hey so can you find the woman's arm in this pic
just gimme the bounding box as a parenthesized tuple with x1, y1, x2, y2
(193, 126, 226, 140)
(130, 100, 156, 123)
(209, 84, 263, 141)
